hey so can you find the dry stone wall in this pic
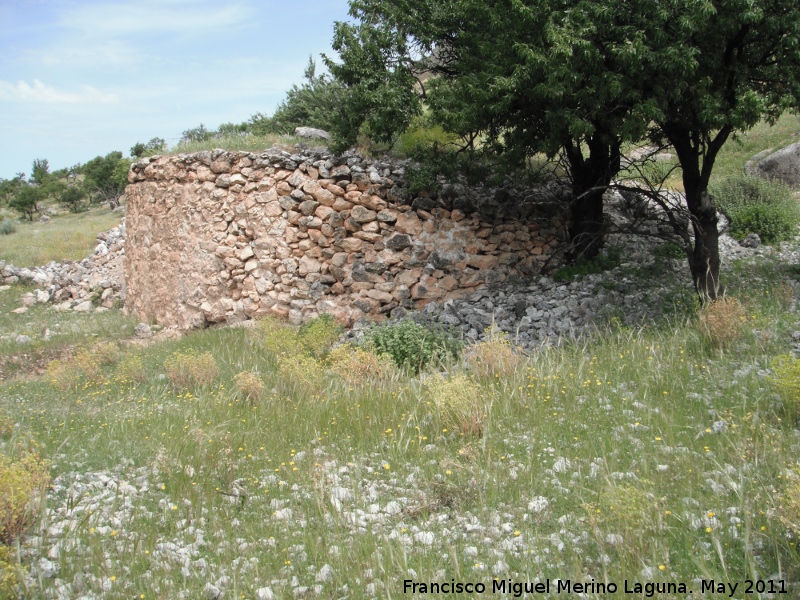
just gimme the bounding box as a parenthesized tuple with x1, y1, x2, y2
(124, 148, 568, 329)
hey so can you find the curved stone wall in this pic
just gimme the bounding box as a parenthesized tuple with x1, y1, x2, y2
(124, 148, 568, 328)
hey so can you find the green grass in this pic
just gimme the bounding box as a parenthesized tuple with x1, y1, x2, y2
(0, 208, 121, 267)
(0, 249, 798, 598)
(166, 133, 314, 156)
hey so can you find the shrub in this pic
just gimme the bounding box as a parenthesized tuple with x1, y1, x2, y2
(0, 544, 22, 600)
(91, 341, 120, 366)
(115, 355, 146, 383)
(163, 351, 218, 389)
(584, 483, 657, 543)
(0, 417, 12, 439)
(297, 314, 343, 359)
(0, 452, 49, 545)
(0, 220, 15, 236)
(277, 354, 326, 396)
(259, 317, 301, 359)
(363, 318, 462, 372)
(73, 349, 101, 381)
(426, 373, 491, 436)
(234, 371, 267, 403)
(769, 355, 800, 418)
(778, 469, 800, 537)
(326, 343, 397, 386)
(553, 247, 621, 282)
(710, 174, 800, 243)
(465, 329, 525, 379)
(45, 359, 81, 391)
(698, 297, 747, 349)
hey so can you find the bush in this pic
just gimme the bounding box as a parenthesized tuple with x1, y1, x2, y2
(769, 355, 800, 418)
(234, 371, 267, 403)
(426, 373, 491, 436)
(465, 329, 525, 379)
(710, 174, 800, 243)
(326, 343, 397, 386)
(277, 354, 326, 396)
(778, 469, 800, 537)
(0, 544, 22, 600)
(259, 317, 301, 359)
(553, 248, 621, 282)
(115, 355, 146, 384)
(45, 359, 81, 391)
(698, 297, 747, 349)
(297, 314, 343, 359)
(651, 242, 685, 260)
(363, 318, 462, 372)
(0, 452, 49, 545)
(91, 341, 120, 366)
(0, 220, 15, 236)
(164, 351, 218, 389)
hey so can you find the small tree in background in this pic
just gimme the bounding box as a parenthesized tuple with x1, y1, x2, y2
(10, 185, 44, 220)
(130, 137, 166, 158)
(81, 151, 130, 208)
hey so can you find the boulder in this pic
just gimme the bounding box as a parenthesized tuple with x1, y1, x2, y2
(753, 142, 800, 187)
(294, 127, 331, 140)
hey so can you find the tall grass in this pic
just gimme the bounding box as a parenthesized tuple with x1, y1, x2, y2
(167, 133, 312, 156)
(0, 208, 121, 267)
(0, 257, 797, 598)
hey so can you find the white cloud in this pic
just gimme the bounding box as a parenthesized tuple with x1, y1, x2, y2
(59, 0, 253, 37)
(0, 79, 119, 104)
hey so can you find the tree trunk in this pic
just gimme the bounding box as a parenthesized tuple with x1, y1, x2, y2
(683, 178, 721, 301)
(568, 186, 605, 261)
(563, 133, 620, 262)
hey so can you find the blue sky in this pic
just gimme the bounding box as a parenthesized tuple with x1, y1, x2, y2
(0, 0, 351, 179)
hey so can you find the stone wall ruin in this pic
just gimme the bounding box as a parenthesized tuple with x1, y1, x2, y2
(124, 148, 569, 329)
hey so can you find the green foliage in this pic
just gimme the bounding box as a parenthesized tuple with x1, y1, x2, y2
(9, 185, 44, 220)
(0, 220, 15, 236)
(651, 242, 685, 260)
(57, 185, 88, 213)
(0, 544, 22, 600)
(130, 137, 166, 158)
(395, 115, 459, 157)
(180, 124, 211, 144)
(779, 469, 800, 537)
(30, 158, 50, 185)
(710, 174, 800, 243)
(363, 318, 462, 372)
(553, 248, 622, 282)
(81, 151, 130, 205)
(770, 355, 800, 419)
(0, 452, 49, 545)
(296, 314, 343, 359)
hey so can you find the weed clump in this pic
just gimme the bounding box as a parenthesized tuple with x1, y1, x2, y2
(234, 371, 267, 403)
(553, 248, 621, 282)
(698, 297, 747, 349)
(0, 417, 13, 439)
(91, 341, 120, 365)
(426, 373, 491, 436)
(769, 355, 800, 418)
(0, 452, 49, 545)
(710, 174, 800, 243)
(0, 220, 16, 236)
(364, 318, 462, 373)
(115, 354, 146, 383)
(778, 469, 800, 537)
(297, 314, 343, 359)
(466, 329, 525, 379)
(326, 343, 396, 386)
(277, 354, 326, 395)
(0, 544, 22, 599)
(164, 351, 218, 389)
(45, 359, 80, 391)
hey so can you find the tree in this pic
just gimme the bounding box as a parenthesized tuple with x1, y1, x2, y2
(268, 57, 345, 135)
(327, 0, 656, 260)
(81, 151, 131, 207)
(328, 0, 800, 294)
(130, 137, 166, 158)
(55, 184, 87, 213)
(0, 176, 24, 205)
(180, 124, 211, 144)
(637, 0, 800, 299)
(10, 185, 44, 220)
(31, 158, 50, 185)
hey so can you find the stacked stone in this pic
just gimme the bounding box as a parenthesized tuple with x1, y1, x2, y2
(1, 223, 125, 313)
(125, 148, 569, 329)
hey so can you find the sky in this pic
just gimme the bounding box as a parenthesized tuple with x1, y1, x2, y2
(0, 0, 352, 180)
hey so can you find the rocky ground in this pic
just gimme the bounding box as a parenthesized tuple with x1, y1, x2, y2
(3, 198, 798, 352)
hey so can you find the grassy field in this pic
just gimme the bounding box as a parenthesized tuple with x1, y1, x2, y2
(0, 253, 797, 598)
(165, 133, 314, 156)
(0, 208, 122, 268)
